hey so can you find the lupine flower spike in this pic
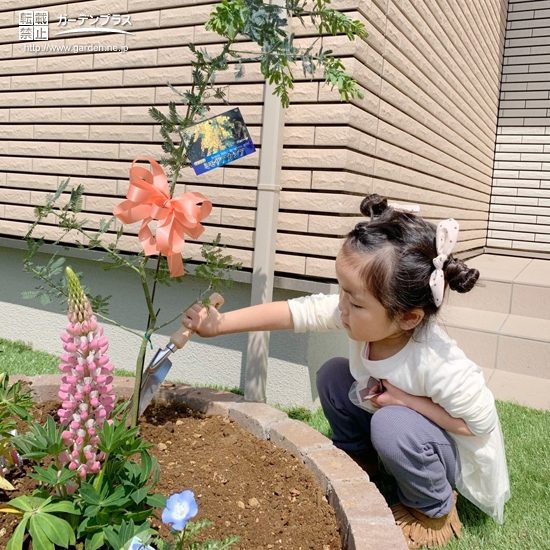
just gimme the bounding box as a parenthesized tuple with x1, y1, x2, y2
(57, 267, 115, 478)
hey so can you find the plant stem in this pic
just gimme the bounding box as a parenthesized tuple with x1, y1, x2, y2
(130, 334, 151, 428)
(130, 262, 160, 428)
(129, 63, 219, 427)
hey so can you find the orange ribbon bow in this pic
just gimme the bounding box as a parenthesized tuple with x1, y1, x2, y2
(113, 156, 212, 277)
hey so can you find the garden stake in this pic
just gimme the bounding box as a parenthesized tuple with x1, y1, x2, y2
(134, 293, 224, 417)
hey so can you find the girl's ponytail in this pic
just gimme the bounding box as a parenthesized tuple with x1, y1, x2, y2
(444, 259, 480, 294)
(360, 194, 389, 218)
(342, 194, 481, 332)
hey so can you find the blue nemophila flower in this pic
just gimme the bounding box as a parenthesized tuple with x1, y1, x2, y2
(162, 490, 199, 531)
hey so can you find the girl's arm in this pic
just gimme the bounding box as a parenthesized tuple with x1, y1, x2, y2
(182, 300, 294, 337)
(371, 381, 474, 436)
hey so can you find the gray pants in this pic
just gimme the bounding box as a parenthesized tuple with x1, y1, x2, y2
(316, 357, 458, 518)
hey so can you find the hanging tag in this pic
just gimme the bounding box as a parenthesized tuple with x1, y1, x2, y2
(184, 107, 256, 175)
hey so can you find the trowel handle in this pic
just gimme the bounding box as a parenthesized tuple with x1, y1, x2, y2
(169, 292, 225, 349)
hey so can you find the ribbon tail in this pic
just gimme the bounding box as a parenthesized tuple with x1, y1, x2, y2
(138, 220, 158, 256)
(166, 253, 185, 278)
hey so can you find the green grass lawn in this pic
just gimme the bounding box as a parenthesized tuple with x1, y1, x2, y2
(0, 338, 134, 378)
(2, 338, 549, 549)
(284, 402, 550, 550)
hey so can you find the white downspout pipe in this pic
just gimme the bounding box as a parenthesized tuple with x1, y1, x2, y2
(244, 1, 288, 402)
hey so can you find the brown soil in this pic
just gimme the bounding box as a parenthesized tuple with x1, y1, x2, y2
(0, 400, 342, 550)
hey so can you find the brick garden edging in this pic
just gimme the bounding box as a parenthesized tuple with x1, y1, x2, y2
(15, 375, 407, 550)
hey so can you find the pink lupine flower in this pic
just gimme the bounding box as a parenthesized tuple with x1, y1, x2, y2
(57, 267, 115, 478)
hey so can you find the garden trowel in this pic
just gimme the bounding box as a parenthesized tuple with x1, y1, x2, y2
(136, 293, 224, 416)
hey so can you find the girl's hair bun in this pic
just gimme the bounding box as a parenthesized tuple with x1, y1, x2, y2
(445, 259, 480, 294)
(360, 194, 389, 218)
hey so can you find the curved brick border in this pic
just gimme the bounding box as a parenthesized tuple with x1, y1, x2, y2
(14, 375, 407, 550)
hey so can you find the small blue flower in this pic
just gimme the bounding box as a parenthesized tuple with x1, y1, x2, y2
(162, 490, 199, 531)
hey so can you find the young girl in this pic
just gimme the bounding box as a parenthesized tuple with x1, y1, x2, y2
(183, 194, 510, 548)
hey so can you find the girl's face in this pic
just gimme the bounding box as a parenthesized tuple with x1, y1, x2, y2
(335, 252, 405, 345)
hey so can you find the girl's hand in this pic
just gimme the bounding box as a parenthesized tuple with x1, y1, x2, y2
(370, 381, 474, 435)
(370, 380, 412, 409)
(182, 303, 223, 337)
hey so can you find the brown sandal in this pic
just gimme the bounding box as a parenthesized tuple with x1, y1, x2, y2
(391, 492, 462, 548)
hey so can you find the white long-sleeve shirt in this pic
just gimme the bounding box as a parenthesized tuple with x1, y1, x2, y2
(288, 293, 510, 523)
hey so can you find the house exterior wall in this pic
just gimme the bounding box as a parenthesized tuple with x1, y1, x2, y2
(489, 0, 550, 255)
(0, 1, 509, 407)
(1, 0, 507, 284)
(351, 0, 507, 250)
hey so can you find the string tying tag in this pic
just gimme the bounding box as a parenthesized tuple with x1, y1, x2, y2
(144, 332, 153, 349)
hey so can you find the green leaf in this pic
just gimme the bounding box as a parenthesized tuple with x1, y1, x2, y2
(130, 486, 149, 506)
(76, 515, 91, 538)
(42, 500, 79, 515)
(102, 527, 120, 550)
(139, 450, 153, 484)
(102, 485, 127, 507)
(84, 504, 100, 518)
(145, 493, 167, 508)
(80, 482, 101, 505)
(6, 496, 36, 513)
(52, 179, 70, 202)
(68, 185, 84, 213)
(21, 290, 41, 300)
(85, 530, 104, 550)
(28, 516, 55, 550)
(36, 514, 75, 548)
(6, 516, 29, 550)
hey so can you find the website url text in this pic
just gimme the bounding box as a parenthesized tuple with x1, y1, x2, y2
(24, 43, 129, 54)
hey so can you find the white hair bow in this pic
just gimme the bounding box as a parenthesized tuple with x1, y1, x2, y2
(429, 219, 459, 307)
(389, 203, 420, 214)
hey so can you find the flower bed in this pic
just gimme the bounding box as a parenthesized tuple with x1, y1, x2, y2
(3, 375, 407, 550)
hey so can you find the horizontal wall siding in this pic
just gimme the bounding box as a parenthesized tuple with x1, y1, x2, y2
(315, 0, 507, 280)
(0, 0, 507, 283)
(490, 0, 550, 254)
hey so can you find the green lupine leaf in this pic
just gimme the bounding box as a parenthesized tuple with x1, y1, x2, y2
(84, 504, 100, 518)
(42, 500, 79, 514)
(139, 450, 153, 484)
(6, 496, 36, 513)
(85, 530, 104, 550)
(80, 482, 101, 505)
(130, 486, 149, 506)
(125, 509, 154, 523)
(145, 493, 167, 508)
(102, 485, 127, 507)
(35, 514, 75, 548)
(28, 517, 55, 550)
(5, 516, 29, 550)
(102, 527, 120, 550)
(77, 515, 91, 538)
